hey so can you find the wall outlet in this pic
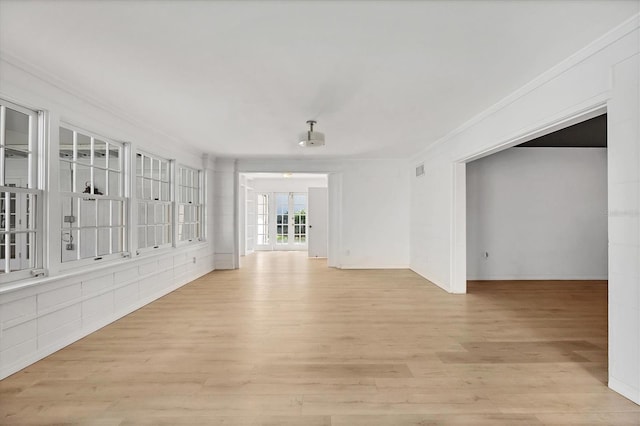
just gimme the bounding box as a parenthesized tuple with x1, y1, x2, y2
(66, 243, 75, 250)
(193, 257, 197, 264)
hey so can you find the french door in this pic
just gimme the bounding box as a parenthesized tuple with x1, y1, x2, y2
(268, 192, 306, 250)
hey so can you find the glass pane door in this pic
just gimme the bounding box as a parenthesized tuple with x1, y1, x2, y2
(293, 194, 307, 244)
(256, 193, 269, 245)
(275, 193, 289, 245)
(274, 192, 307, 249)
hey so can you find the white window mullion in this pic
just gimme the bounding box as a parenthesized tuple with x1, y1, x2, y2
(76, 195, 82, 262)
(105, 144, 110, 197)
(0, 105, 5, 186)
(4, 191, 10, 273)
(28, 114, 34, 189)
(109, 199, 113, 255)
(35, 189, 44, 270)
(46, 111, 62, 276)
(170, 160, 177, 247)
(72, 131, 78, 192)
(89, 136, 95, 193)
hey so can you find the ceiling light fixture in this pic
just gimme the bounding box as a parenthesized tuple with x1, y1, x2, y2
(298, 120, 325, 147)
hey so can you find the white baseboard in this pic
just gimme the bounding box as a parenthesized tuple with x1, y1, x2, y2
(409, 266, 450, 293)
(339, 264, 409, 270)
(609, 377, 640, 405)
(467, 275, 608, 281)
(215, 253, 235, 270)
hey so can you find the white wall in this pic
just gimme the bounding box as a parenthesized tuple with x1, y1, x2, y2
(409, 15, 640, 403)
(236, 159, 410, 269)
(0, 57, 216, 380)
(245, 186, 255, 253)
(238, 174, 247, 256)
(248, 176, 328, 193)
(608, 47, 640, 405)
(339, 163, 409, 268)
(214, 158, 236, 269)
(467, 147, 607, 280)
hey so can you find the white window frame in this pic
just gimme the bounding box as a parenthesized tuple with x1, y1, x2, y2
(58, 124, 128, 269)
(176, 165, 203, 244)
(135, 151, 173, 253)
(0, 99, 44, 284)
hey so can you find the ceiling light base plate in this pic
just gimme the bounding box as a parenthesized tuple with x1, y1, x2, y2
(298, 120, 325, 147)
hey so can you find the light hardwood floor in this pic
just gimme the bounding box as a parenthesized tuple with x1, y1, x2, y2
(1, 251, 639, 425)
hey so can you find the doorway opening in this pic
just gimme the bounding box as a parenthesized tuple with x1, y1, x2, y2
(462, 111, 609, 381)
(239, 173, 329, 267)
(466, 113, 607, 283)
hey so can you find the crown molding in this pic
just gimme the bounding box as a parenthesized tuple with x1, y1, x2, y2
(410, 12, 640, 163)
(0, 49, 204, 159)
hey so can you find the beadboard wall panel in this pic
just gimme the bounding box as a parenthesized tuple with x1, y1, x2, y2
(0, 247, 215, 380)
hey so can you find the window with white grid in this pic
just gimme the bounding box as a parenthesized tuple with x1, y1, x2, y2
(177, 166, 202, 243)
(256, 193, 269, 245)
(59, 125, 126, 263)
(136, 152, 171, 250)
(0, 99, 42, 282)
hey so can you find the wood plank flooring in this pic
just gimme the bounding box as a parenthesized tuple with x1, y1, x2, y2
(1, 252, 639, 425)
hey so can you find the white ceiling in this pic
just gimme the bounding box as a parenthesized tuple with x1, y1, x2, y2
(0, 1, 637, 159)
